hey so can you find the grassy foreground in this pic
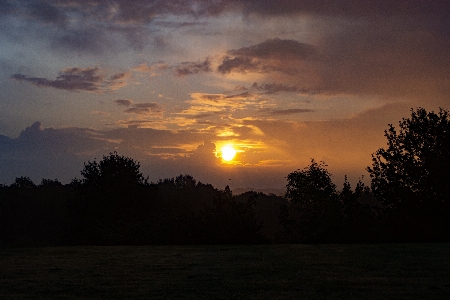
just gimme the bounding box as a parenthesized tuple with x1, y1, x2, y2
(1, 244, 449, 299)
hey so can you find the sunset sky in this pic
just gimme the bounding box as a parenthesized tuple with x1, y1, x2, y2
(1, 0, 449, 191)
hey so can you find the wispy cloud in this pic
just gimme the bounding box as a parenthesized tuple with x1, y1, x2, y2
(114, 100, 163, 116)
(259, 108, 314, 116)
(11, 67, 130, 93)
(251, 82, 315, 95)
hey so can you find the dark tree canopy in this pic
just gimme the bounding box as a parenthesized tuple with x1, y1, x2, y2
(80, 152, 147, 188)
(11, 176, 36, 189)
(367, 107, 450, 240)
(282, 160, 343, 243)
(285, 159, 337, 204)
(367, 108, 450, 208)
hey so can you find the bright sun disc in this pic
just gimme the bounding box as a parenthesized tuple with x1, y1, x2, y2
(221, 145, 236, 161)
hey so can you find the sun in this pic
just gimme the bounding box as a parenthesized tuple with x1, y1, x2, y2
(221, 144, 236, 161)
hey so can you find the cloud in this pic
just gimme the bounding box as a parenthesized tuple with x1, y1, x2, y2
(123, 102, 163, 115)
(10, 67, 130, 93)
(251, 82, 315, 95)
(229, 38, 317, 60)
(178, 92, 264, 121)
(259, 108, 314, 116)
(0, 105, 407, 188)
(175, 59, 212, 76)
(215, 27, 450, 100)
(26, 1, 68, 26)
(133, 63, 153, 72)
(233, 0, 450, 19)
(115, 99, 133, 106)
(0, 121, 109, 184)
(217, 38, 317, 74)
(4, 1, 447, 25)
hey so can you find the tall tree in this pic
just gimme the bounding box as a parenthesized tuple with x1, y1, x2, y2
(367, 107, 450, 241)
(81, 151, 147, 188)
(282, 160, 343, 243)
(76, 152, 149, 244)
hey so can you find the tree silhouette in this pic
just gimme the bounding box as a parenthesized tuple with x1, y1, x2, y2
(281, 160, 343, 243)
(75, 152, 149, 244)
(367, 107, 450, 241)
(339, 176, 379, 242)
(81, 151, 147, 188)
(11, 176, 36, 189)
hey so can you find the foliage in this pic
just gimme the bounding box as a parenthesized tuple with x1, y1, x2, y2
(367, 107, 450, 241)
(80, 151, 147, 188)
(281, 160, 343, 243)
(3, 105, 450, 247)
(190, 190, 266, 244)
(285, 159, 337, 204)
(10, 176, 36, 189)
(282, 161, 379, 243)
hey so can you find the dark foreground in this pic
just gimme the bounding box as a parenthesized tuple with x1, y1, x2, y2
(1, 244, 449, 299)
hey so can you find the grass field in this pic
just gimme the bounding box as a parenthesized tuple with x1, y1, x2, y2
(1, 244, 450, 299)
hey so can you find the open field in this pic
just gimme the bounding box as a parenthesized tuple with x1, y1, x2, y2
(1, 244, 450, 299)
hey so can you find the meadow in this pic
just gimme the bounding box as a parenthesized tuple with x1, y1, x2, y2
(1, 244, 450, 299)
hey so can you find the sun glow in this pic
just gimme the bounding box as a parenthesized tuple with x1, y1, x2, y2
(221, 144, 236, 161)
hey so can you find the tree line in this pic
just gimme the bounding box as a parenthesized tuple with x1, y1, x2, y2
(1, 107, 449, 246)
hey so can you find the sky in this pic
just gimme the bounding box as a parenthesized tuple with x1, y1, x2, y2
(1, 0, 449, 191)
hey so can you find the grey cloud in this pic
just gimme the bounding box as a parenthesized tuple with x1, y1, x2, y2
(236, 0, 450, 18)
(10, 67, 129, 93)
(4, 1, 449, 29)
(27, 1, 67, 26)
(0, 121, 109, 184)
(175, 59, 212, 76)
(115, 99, 133, 106)
(124, 102, 163, 115)
(259, 108, 314, 116)
(218, 56, 259, 74)
(229, 38, 317, 60)
(52, 27, 109, 54)
(109, 72, 129, 81)
(217, 39, 317, 74)
(251, 82, 312, 94)
(0, 121, 219, 184)
(217, 26, 450, 99)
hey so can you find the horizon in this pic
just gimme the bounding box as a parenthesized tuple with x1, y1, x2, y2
(1, 0, 449, 190)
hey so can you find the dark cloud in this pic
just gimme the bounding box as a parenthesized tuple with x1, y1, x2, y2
(10, 67, 129, 93)
(235, 0, 450, 18)
(217, 26, 450, 99)
(0, 121, 219, 184)
(109, 72, 129, 81)
(52, 27, 109, 54)
(217, 39, 318, 74)
(259, 108, 314, 116)
(229, 38, 317, 60)
(26, 1, 67, 26)
(124, 102, 163, 115)
(115, 99, 133, 106)
(22, 1, 447, 22)
(218, 56, 259, 74)
(0, 1, 15, 16)
(0, 121, 108, 184)
(175, 59, 212, 76)
(251, 82, 314, 94)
